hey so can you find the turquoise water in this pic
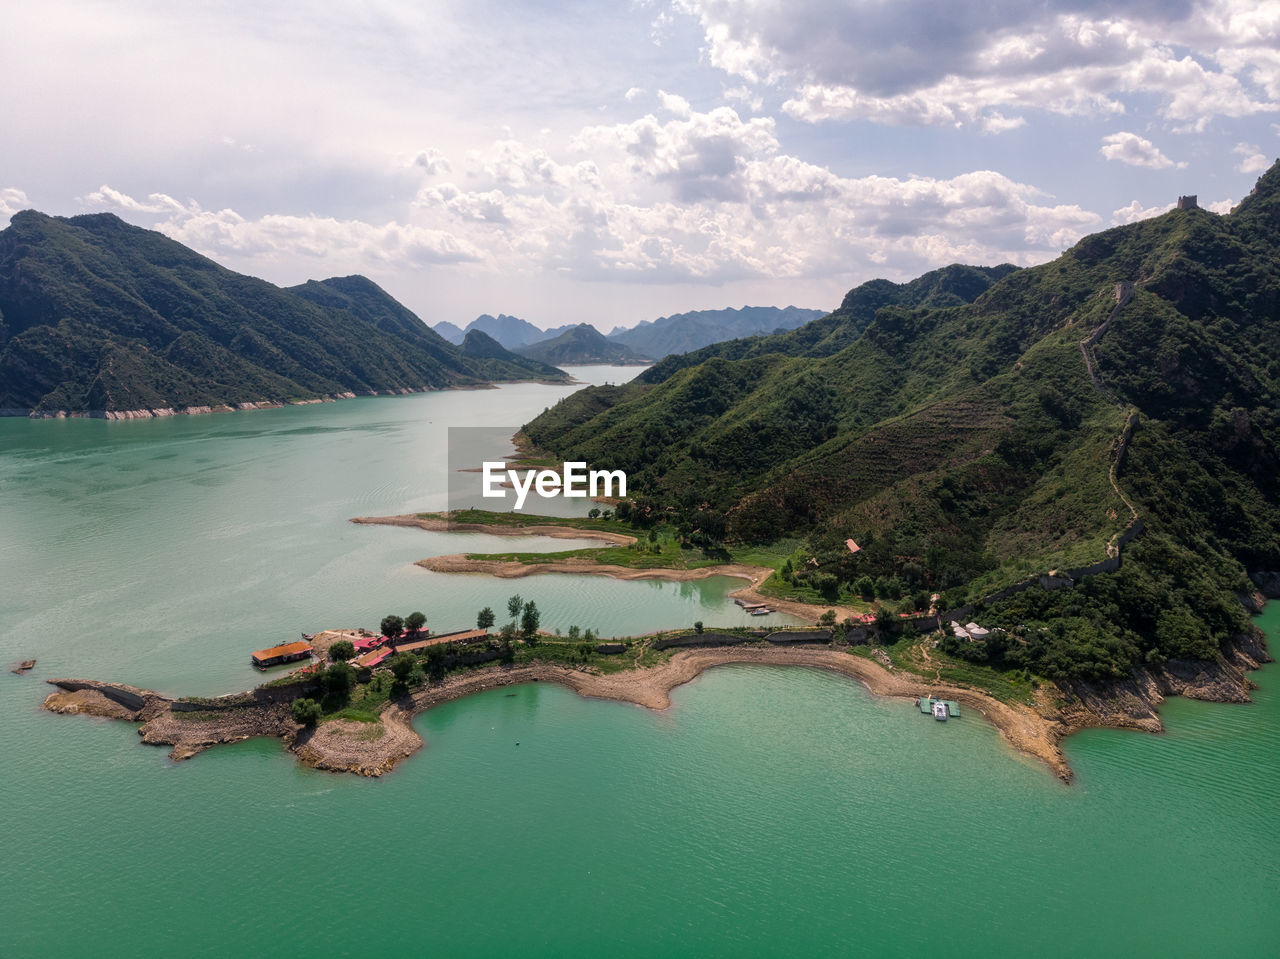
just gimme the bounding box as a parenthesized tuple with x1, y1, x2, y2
(1, 371, 1277, 956)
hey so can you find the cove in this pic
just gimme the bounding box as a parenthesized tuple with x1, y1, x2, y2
(1, 368, 1276, 956)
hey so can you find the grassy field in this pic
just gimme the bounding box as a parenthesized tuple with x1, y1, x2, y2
(425, 508, 635, 536)
(448, 511, 796, 574)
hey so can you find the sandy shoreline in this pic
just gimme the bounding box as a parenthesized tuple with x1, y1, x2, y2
(41, 643, 1074, 782)
(402, 647, 1073, 780)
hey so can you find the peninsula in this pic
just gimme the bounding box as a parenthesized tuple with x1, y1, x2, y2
(41, 615, 1269, 784)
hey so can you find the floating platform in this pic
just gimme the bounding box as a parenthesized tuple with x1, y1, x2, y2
(251, 640, 312, 669)
(918, 697, 961, 718)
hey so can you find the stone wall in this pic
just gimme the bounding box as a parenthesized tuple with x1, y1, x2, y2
(764, 629, 832, 644)
(651, 631, 755, 650)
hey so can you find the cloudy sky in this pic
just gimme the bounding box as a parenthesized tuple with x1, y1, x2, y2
(2, 0, 1277, 330)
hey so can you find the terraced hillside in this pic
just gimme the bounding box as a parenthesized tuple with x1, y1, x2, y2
(523, 164, 1280, 679)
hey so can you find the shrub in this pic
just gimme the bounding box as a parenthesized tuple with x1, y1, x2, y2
(320, 662, 356, 695)
(390, 652, 419, 684)
(291, 697, 322, 726)
(329, 640, 355, 662)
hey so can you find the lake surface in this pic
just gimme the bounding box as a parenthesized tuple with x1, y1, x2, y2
(1, 367, 1277, 956)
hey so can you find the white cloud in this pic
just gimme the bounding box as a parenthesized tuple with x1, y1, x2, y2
(72, 96, 1104, 292)
(413, 149, 451, 176)
(409, 106, 1100, 284)
(658, 90, 694, 118)
(722, 85, 763, 111)
(82, 186, 482, 270)
(1111, 198, 1174, 223)
(1099, 132, 1184, 168)
(625, 86, 646, 101)
(81, 184, 194, 214)
(980, 112, 1027, 134)
(1205, 196, 1236, 213)
(675, 0, 1280, 129)
(1233, 141, 1270, 172)
(0, 187, 29, 227)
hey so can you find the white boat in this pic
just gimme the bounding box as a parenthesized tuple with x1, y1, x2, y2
(932, 701, 949, 721)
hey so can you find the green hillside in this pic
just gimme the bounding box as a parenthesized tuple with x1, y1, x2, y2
(635, 263, 1017, 385)
(0, 211, 567, 412)
(524, 167, 1280, 680)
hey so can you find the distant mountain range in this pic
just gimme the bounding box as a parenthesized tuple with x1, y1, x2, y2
(607, 305, 825, 358)
(434, 305, 826, 362)
(434, 313, 579, 349)
(515, 324, 651, 366)
(0, 211, 566, 414)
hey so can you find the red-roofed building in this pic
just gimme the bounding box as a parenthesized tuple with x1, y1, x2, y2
(353, 648, 392, 669)
(845, 539, 861, 553)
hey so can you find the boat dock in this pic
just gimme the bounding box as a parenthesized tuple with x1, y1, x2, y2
(917, 697, 961, 718)
(251, 640, 313, 669)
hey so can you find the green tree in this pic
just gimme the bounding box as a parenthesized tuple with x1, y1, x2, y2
(588, 507, 601, 519)
(813, 572, 840, 602)
(424, 645, 447, 681)
(819, 609, 837, 627)
(291, 697, 322, 726)
(855, 575, 875, 600)
(329, 639, 355, 662)
(320, 662, 356, 695)
(477, 606, 496, 630)
(577, 642, 594, 662)
(405, 611, 427, 636)
(521, 600, 541, 641)
(693, 620, 704, 634)
(507, 594, 523, 621)
(567, 624, 581, 641)
(381, 614, 405, 643)
(389, 651, 419, 684)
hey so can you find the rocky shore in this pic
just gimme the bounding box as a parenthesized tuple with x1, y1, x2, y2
(40, 623, 1270, 784)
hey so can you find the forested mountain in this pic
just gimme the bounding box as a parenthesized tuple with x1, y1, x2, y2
(524, 166, 1280, 680)
(516, 324, 651, 365)
(636, 264, 1016, 384)
(0, 211, 566, 413)
(608, 305, 826, 359)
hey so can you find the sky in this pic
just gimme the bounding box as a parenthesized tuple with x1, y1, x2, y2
(2, 0, 1277, 330)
